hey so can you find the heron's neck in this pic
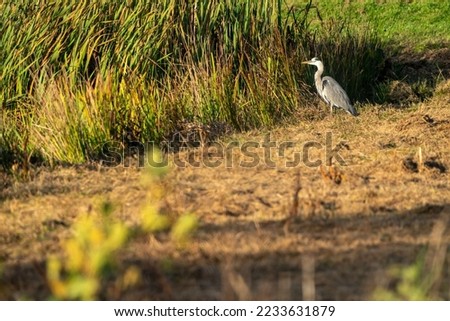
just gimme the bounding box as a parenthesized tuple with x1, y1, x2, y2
(314, 65, 324, 93)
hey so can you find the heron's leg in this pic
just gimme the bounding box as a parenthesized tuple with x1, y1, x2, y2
(330, 104, 333, 115)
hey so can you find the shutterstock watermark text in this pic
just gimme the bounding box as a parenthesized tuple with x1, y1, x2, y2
(102, 132, 348, 169)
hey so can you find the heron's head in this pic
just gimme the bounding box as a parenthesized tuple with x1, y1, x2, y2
(301, 57, 323, 69)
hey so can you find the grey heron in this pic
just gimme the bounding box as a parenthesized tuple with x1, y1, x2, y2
(302, 57, 358, 116)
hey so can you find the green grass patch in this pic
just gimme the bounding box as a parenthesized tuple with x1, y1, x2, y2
(292, 0, 450, 52)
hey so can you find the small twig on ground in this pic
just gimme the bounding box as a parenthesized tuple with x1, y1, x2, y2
(285, 170, 301, 235)
(289, 170, 302, 217)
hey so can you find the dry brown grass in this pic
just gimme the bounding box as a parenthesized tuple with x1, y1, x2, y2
(1, 80, 450, 300)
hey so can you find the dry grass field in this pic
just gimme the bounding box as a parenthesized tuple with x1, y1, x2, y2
(1, 74, 449, 300)
(2, 0, 450, 302)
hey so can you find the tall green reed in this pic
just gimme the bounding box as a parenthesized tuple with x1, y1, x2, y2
(0, 0, 385, 166)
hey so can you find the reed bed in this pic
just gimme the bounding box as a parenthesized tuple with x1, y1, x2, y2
(0, 0, 384, 166)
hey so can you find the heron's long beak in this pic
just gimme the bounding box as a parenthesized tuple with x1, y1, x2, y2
(301, 60, 311, 65)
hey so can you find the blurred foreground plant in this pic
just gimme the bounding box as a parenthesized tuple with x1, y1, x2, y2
(373, 217, 448, 300)
(47, 210, 130, 300)
(47, 149, 197, 300)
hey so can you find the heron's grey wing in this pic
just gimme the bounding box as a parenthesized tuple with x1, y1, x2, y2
(322, 76, 351, 108)
(322, 76, 357, 116)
